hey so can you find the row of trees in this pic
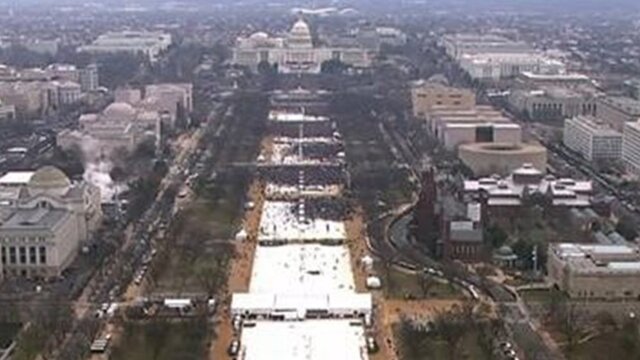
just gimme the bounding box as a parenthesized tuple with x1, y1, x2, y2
(397, 302, 500, 360)
(9, 295, 74, 360)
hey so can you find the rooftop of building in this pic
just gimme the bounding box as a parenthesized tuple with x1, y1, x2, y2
(0, 206, 70, 231)
(520, 71, 590, 81)
(566, 115, 622, 137)
(461, 52, 563, 65)
(551, 243, 640, 275)
(0, 171, 35, 186)
(449, 221, 483, 243)
(250, 244, 355, 294)
(458, 142, 547, 155)
(268, 111, 329, 123)
(599, 96, 640, 115)
(442, 122, 520, 129)
(464, 163, 592, 207)
(239, 319, 367, 360)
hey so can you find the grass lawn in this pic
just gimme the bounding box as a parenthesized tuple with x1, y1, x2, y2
(519, 288, 568, 306)
(110, 319, 209, 360)
(0, 322, 21, 349)
(519, 288, 553, 302)
(383, 267, 466, 300)
(569, 329, 637, 360)
(152, 188, 238, 294)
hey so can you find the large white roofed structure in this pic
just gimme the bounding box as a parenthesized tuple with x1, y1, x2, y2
(250, 244, 355, 294)
(240, 320, 368, 360)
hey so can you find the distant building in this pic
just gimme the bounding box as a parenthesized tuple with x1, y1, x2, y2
(413, 168, 442, 256)
(440, 122, 521, 150)
(0, 100, 16, 124)
(622, 120, 640, 177)
(58, 102, 161, 156)
(441, 34, 566, 81)
(548, 243, 640, 300)
(426, 104, 521, 150)
(79, 31, 172, 62)
(509, 87, 597, 122)
(349, 26, 407, 50)
(0, 166, 102, 279)
(114, 83, 193, 127)
(22, 39, 59, 55)
(459, 142, 547, 176)
(53, 80, 82, 105)
(45, 63, 80, 82)
(442, 204, 487, 263)
(596, 96, 640, 132)
(516, 71, 592, 88)
(459, 54, 566, 81)
(411, 81, 476, 118)
(463, 163, 592, 208)
(624, 79, 640, 100)
(232, 19, 371, 74)
(144, 83, 193, 114)
(563, 115, 622, 162)
(0, 81, 57, 116)
(79, 64, 99, 92)
(427, 105, 506, 134)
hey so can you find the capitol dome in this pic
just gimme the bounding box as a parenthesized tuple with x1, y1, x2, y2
(103, 102, 137, 121)
(250, 31, 269, 39)
(288, 19, 313, 48)
(29, 166, 71, 189)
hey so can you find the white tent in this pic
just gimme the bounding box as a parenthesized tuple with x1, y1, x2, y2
(361, 255, 374, 271)
(366, 276, 382, 289)
(235, 229, 248, 241)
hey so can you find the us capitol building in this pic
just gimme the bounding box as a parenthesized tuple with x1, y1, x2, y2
(232, 18, 372, 74)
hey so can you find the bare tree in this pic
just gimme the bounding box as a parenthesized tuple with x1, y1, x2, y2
(557, 301, 585, 358)
(433, 305, 469, 360)
(417, 270, 436, 298)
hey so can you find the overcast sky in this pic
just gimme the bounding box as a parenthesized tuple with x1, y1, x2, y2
(1, 0, 638, 12)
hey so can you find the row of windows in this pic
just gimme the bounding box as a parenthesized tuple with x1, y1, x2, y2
(0, 236, 47, 244)
(1, 246, 47, 265)
(575, 289, 635, 298)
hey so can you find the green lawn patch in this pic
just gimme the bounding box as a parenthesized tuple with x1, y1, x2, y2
(110, 319, 209, 360)
(383, 267, 465, 300)
(0, 322, 21, 349)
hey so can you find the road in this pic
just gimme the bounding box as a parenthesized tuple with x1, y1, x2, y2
(374, 203, 564, 360)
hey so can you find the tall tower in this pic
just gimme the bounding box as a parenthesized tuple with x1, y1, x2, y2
(413, 167, 440, 254)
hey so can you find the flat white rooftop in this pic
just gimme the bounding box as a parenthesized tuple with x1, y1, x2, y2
(231, 293, 372, 317)
(240, 320, 368, 360)
(258, 201, 346, 243)
(250, 244, 355, 294)
(265, 183, 342, 198)
(0, 171, 35, 185)
(268, 111, 329, 123)
(554, 243, 638, 258)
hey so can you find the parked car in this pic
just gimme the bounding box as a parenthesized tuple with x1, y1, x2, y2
(227, 339, 240, 356)
(366, 336, 379, 353)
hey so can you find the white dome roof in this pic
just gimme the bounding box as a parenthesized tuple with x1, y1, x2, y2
(250, 31, 269, 39)
(288, 19, 313, 48)
(291, 19, 311, 36)
(103, 102, 137, 120)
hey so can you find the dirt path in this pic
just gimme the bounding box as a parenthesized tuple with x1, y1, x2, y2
(345, 207, 369, 293)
